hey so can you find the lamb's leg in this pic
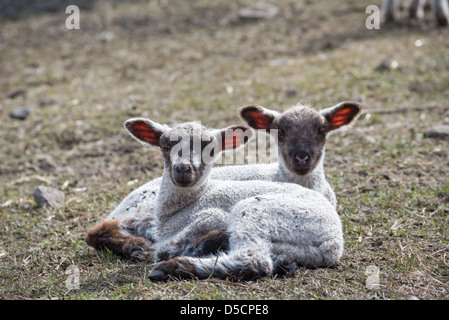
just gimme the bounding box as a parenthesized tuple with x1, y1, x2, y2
(155, 209, 228, 261)
(432, 0, 449, 26)
(182, 230, 230, 257)
(149, 245, 272, 281)
(86, 219, 154, 260)
(271, 239, 343, 276)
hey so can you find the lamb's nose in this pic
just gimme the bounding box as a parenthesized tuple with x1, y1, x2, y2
(294, 152, 309, 164)
(175, 164, 193, 174)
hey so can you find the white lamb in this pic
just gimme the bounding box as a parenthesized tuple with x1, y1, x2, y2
(113, 119, 343, 280)
(86, 101, 360, 259)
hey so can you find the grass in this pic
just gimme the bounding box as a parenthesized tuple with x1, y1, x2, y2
(1, 0, 448, 300)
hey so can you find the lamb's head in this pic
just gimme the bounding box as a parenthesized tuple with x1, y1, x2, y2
(240, 101, 361, 175)
(124, 118, 253, 188)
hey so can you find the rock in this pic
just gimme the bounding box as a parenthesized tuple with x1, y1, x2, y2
(286, 89, 298, 98)
(33, 186, 65, 209)
(375, 59, 399, 72)
(424, 125, 449, 139)
(237, 2, 279, 20)
(269, 58, 287, 67)
(351, 96, 366, 104)
(7, 88, 25, 99)
(36, 154, 57, 172)
(38, 97, 56, 107)
(9, 108, 30, 120)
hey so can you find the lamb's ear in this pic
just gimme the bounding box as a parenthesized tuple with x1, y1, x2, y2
(123, 118, 168, 147)
(321, 102, 362, 132)
(215, 125, 254, 151)
(239, 105, 279, 130)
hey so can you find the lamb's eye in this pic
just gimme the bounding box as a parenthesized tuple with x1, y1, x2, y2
(317, 127, 326, 136)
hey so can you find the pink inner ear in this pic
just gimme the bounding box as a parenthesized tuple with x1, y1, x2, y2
(222, 130, 246, 149)
(128, 120, 159, 145)
(328, 107, 358, 129)
(247, 111, 272, 129)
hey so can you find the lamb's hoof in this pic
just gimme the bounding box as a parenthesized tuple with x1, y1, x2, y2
(273, 257, 298, 276)
(148, 270, 166, 281)
(148, 258, 196, 281)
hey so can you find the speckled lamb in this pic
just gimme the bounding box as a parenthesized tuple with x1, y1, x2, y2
(116, 120, 344, 281)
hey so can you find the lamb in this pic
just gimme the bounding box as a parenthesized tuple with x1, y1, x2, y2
(108, 101, 360, 218)
(228, 101, 362, 208)
(382, 0, 449, 26)
(86, 101, 360, 259)
(119, 118, 343, 280)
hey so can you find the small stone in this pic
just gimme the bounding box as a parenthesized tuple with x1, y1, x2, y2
(286, 89, 298, 98)
(358, 169, 368, 177)
(237, 2, 280, 20)
(351, 96, 366, 103)
(375, 59, 399, 72)
(37, 154, 57, 172)
(269, 58, 287, 67)
(7, 88, 25, 99)
(38, 97, 56, 107)
(33, 186, 65, 209)
(9, 108, 30, 120)
(364, 135, 376, 144)
(424, 125, 449, 139)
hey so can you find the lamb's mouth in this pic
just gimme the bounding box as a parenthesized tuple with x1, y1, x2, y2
(172, 175, 197, 188)
(288, 164, 313, 175)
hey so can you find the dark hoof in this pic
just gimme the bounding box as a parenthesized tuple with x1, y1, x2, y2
(148, 270, 166, 282)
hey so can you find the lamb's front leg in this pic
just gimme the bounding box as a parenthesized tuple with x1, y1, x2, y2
(86, 218, 154, 260)
(183, 230, 230, 257)
(155, 209, 228, 261)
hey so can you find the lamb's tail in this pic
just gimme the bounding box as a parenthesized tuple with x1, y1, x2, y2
(149, 246, 272, 281)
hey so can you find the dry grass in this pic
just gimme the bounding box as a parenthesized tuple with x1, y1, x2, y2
(0, 0, 448, 300)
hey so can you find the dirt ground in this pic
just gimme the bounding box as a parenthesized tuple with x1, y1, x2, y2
(0, 0, 448, 300)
